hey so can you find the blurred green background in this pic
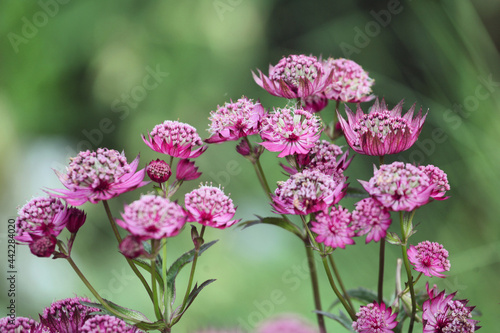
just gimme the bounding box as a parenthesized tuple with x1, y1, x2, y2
(1, 0, 499, 331)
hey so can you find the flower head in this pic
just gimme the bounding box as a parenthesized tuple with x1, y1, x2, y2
(419, 165, 450, 200)
(338, 98, 427, 156)
(260, 107, 322, 158)
(300, 92, 329, 113)
(176, 159, 202, 181)
(359, 162, 434, 211)
(119, 235, 147, 259)
(50, 148, 148, 205)
(206, 97, 265, 143)
(352, 302, 398, 333)
(117, 195, 186, 240)
(29, 234, 57, 257)
(311, 205, 354, 249)
(80, 315, 142, 333)
(323, 58, 375, 103)
(146, 159, 171, 183)
(256, 314, 316, 333)
(0, 317, 46, 333)
(185, 185, 240, 229)
(422, 286, 479, 332)
(272, 169, 346, 215)
(142, 120, 207, 158)
(66, 207, 87, 233)
(351, 197, 392, 243)
(15, 196, 67, 243)
(253, 54, 332, 99)
(408, 241, 450, 278)
(40, 297, 100, 333)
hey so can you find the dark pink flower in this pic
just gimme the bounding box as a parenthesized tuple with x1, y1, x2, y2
(185, 185, 240, 229)
(40, 297, 100, 333)
(28, 234, 57, 257)
(323, 58, 375, 103)
(80, 315, 142, 333)
(0, 316, 46, 333)
(260, 107, 322, 158)
(300, 92, 329, 113)
(256, 314, 316, 333)
(117, 195, 186, 240)
(351, 197, 392, 243)
(50, 148, 148, 205)
(422, 286, 479, 332)
(408, 241, 450, 278)
(352, 302, 398, 333)
(206, 97, 265, 143)
(176, 158, 202, 181)
(338, 98, 427, 156)
(311, 205, 355, 249)
(119, 235, 147, 259)
(66, 207, 87, 233)
(146, 159, 171, 183)
(272, 169, 346, 215)
(359, 162, 434, 211)
(253, 54, 332, 99)
(142, 120, 207, 158)
(419, 165, 450, 200)
(15, 196, 67, 243)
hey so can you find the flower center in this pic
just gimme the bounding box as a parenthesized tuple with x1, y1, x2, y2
(270, 55, 322, 87)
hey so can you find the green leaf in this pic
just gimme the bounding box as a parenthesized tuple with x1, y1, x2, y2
(386, 232, 402, 245)
(239, 215, 303, 238)
(81, 299, 150, 324)
(135, 320, 168, 331)
(166, 240, 218, 306)
(171, 279, 216, 322)
(314, 310, 355, 332)
(345, 186, 369, 198)
(131, 258, 165, 291)
(329, 287, 378, 310)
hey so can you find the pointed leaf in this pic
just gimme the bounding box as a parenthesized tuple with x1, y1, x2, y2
(386, 232, 402, 245)
(329, 287, 378, 309)
(239, 215, 302, 238)
(135, 320, 168, 331)
(171, 279, 216, 322)
(80, 300, 149, 324)
(131, 258, 164, 291)
(314, 310, 355, 332)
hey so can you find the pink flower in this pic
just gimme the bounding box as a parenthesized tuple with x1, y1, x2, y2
(260, 107, 322, 158)
(300, 92, 329, 113)
(253, 54, 332, 99)
(419, 165, 450, 200)
(50, 148, 148, 205)
(66, 207, 87, 233)
(176, 158, 202, 181)
(146, 159, 171, 183)
(311, 205, 355, 249)
(352, 302, 398, 333)
(206, 97, 265, 143)
(28, 234, 57, 257)
(116, 195, 187, 240)
(0, 316, 45, 333)
(80, 315, 142, 333)
(351, 197, 392, 243)
(142, 120, 207, 158)
(272, 169, 346, 215)
(323, 58, 375, 103)
(337, 98, 427, 156)
(408, 241, 450, 278)
(119, 235, 147, 259)
(40, 297, 100, 333)
(185, 185, 240, 229)
(359, 162, 434, 211)
(422, 285, 479, 332)
(256, 314, 316, 333)
(15, 196, 67, 243)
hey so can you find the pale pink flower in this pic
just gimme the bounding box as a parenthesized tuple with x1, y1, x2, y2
(80, 315, 142, 333)
(352, 302, 398, 333)
(419, 165, 450, 200)
(117, 195, 186, 240)
(260, 107, 322, 158)
(206, 97, 265, 143)
(359, 162, 434, 211)
(253, 54, 332, 99)
(185, 185, 240, 229)
(142, 120, 207, 158)
(50, 148, 148, 205)
(256, 314, 316, 333)
(351, 197, 392, 243)
(337, 98, 427, 156)
(323, 58, 375, 103)
(408, 241, 450, 278)
(176, 158, 202, 181)
(311, 205, 355, 249)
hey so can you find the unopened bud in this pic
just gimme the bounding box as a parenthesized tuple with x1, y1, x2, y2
(147, 159, 172, 183)
(29, 234, 57, 258)
(66, 207, 87, 233)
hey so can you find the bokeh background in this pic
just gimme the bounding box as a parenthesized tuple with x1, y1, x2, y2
(1, 0, 499, 331)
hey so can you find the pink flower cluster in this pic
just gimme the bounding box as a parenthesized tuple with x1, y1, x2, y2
(311, 205, 355, 249)
(352, 302, 398, 333)
(408, 241, 450, 278)
(351, 197, 392, 243)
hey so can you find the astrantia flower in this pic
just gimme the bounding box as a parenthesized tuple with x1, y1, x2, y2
(352, 302, 398, 333)
(323, 58, 375, 103)
(311, 205, 354, 249)
(337, 98, 427, 156)
(185, 185, 240, 229)
(146, 159, 171, 183)
(408, 241, 450, 278)
(176, 159, 202, 181)
(256, 314, 316, 333)
(15, 196, 67, 243)
(80, 315, 142, 333)
(422, 286, 480, 332)
(40, 297, 99, 333)
(351, 197, 392, 243)
(300, 92, 329, 113)
(206, 97, 265, 143)
(253, 54, 332, 99)
(419, 165, 450, 200)
(142, 120, 207, 158)
(50, 148, 148, 205)
(260, 107, 322, 158)
(272, 169, 346, 215)
(359, 162, 434, 211)
(0, 317, 44, 333)
(117, 195, 186, 239)
(120, 235, 147, 259)
(28, 234, 57, 257)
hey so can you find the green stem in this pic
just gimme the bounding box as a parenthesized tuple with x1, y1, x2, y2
(180, 226, 206, 313)
(151, 240, 163, 320)
(400, 212, 417, 333)
(328, 254, 354, 311)
(378, 240, 386, 304)
(304, 243, 326, 333)
(102, 200, 154, 302)
(321, 256, 357, 321)
(162, 238, 169, 321)
(243, 137, 272, 200)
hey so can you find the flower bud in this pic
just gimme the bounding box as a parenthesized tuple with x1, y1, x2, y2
(236, 139, 251, 156)
(66, 207, 87, 233)
(146, 159, 172, 183)
(119, 235, 147, 259)
(29, 234, 57, 257)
